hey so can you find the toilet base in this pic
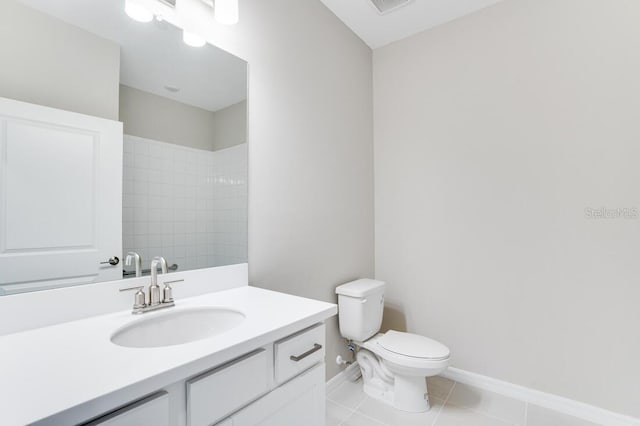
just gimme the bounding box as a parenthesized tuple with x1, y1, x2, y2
(357, 349, 432, 413)
(393, 375, 430, 412)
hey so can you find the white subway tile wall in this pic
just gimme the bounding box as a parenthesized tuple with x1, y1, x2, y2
(123, 135, 247, 274)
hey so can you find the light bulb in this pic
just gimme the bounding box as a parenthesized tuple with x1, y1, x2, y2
(183, 30, 206, 47)
(215, 0, 239, 25)
(125, 0, 153, 23)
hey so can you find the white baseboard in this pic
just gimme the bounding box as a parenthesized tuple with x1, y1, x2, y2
(441, 367, 640, 426)
(325, 362, 640, 426)
(326, 362, 361, 395)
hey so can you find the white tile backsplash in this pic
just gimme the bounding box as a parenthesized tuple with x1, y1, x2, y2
(123, 135, 247, 275)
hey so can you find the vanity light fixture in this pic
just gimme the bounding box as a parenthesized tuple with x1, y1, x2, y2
(176, 0, 213, 47)
(124, 0, 154, 22)
(214, 0, 239, 25)
(183, 30, 206, 47)
(124, 0, 239, 48)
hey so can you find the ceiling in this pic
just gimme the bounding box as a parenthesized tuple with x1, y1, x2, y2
(18, 0, 247, 112)
(319, 0, 504, 49)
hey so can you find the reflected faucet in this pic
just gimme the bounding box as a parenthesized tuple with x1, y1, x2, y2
(124, 252, 142, 277)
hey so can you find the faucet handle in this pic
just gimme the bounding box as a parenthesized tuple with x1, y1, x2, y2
(162, 279, 183, 303)
(120, 285, 147, 309)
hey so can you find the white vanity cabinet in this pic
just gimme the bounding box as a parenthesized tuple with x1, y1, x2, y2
(74, 323, 327, 426)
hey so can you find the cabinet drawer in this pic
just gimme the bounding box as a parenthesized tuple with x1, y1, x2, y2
(83, 392, 169, 426)
(187, 349, 270, 426)
(274, 323, 325, 384)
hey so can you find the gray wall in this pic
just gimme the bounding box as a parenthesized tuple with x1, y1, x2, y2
(374, 0, 640, 417)
(212, 100, 247, 151)
(120, 85, 215, 151)
(120, 86, 246, 151)
(0, 0, 120, 120)
(205, 0, 375, 379)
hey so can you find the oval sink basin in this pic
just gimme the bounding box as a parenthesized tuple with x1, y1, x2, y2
(111, 307, 245, 348)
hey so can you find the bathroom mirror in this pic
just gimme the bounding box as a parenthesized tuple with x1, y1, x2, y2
(0, 0, 247, 295)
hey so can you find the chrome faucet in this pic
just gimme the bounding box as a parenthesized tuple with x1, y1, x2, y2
(124, 252, 142, 277)
(119, 256, 180, 315)
(149, 256, 168, 306)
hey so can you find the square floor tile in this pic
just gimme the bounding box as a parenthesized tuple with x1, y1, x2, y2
(326, 400, 353, 426)
(435, 402, 516, 426)
(327, 379, 367, 410)
(356, 395, 444, 426)
(526, 404, 602, 426)
(428, 376, 455, 400)
(446, 383, 526, 425)
(341, 411, 388, 426)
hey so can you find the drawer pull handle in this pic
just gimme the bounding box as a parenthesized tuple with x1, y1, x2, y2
(289, 343, 322, 362)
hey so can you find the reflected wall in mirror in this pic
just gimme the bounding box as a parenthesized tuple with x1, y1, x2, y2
(0, 0, 247, 294)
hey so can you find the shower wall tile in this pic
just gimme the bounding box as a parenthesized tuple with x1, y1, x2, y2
(123, 135, 247, 276)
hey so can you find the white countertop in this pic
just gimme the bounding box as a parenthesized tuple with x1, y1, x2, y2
(0, 286, 337, 425)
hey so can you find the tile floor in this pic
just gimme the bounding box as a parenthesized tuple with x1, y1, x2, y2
(326, 376, 601, 426)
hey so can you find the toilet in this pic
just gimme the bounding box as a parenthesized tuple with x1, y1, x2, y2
(336, 279, 450, 413)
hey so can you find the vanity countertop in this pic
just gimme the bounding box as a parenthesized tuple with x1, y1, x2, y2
(0, 286, 337, 425)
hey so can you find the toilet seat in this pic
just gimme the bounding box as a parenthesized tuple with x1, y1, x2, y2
(378, 330, 450, 360)
(361, 331, 450, 373)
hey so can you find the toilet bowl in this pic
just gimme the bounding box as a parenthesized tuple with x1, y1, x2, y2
(336, 279, 450, 413)
(358, 331, 450, 412)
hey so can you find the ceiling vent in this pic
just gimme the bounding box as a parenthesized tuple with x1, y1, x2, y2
(369, 0, 414, 15)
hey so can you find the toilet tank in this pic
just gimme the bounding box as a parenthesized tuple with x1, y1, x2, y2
(335, 279, 385, 342)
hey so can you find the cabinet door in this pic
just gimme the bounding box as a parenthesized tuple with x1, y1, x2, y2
(231, 364, 325, 426)
(187, 348, 270, 426)
(0, 97, 122, 294)
(82, 392, 169, 426)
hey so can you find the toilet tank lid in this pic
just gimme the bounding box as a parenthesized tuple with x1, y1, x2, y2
(335, 279, 385, 298)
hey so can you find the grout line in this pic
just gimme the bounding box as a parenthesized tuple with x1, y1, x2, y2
(335, 388, 390, 426)
(353, 395, 368, 412)
(431, 381, 456, 426)
(329, 397, 359, 413)
(444, 398, 523, 426)
(448, 406, 523, 425)
(328, 381, 361, 426)
(443, 377, 527, 425)
(332, 399, 356, 426)
(337, 410, 355, 426)
(345, 401, 390, 426)
(327, 381, 368, 411)
(338, 397, 389, 426)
